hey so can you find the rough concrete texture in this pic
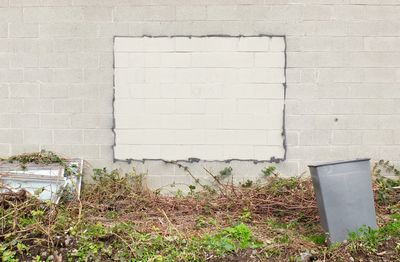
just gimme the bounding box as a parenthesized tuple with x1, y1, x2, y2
(114, 36, 285, 161)
(0, 1, 400, 189)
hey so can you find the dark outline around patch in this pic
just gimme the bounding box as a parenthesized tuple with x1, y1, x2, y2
(112, 35, 287, 164)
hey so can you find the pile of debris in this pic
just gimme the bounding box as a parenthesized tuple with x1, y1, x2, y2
(0, 151, 82, 204)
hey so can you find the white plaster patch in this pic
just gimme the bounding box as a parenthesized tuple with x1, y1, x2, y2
(114, 36, 285, 161)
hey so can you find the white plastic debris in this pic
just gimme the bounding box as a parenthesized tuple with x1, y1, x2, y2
(0, 159, 82, 204)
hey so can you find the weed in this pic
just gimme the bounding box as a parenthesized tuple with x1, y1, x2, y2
(188, 184, 196, 195)
(262, 166, 278, 177)
(241, 179, 253, 188)
(239, 208, 252, 223)
(266, 218, 298, 230)
(1, 154, 399, 261)
(219, 167, 233, 177)
(374, 160, 400, 177)
(203, 223, 262, 255)
(195, 216, 208, 228)
(373, 160, 400, 205)
(308, 234, 326, 245)
(276, 234, 290, 244)
(347, 215, 400, 255)
(0, 244, 17, 262)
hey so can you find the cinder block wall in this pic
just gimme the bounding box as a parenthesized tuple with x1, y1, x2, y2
(1, 0, 399, 188)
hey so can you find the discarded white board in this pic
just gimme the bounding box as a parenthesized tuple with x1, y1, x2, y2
(0, 159, 83, 204)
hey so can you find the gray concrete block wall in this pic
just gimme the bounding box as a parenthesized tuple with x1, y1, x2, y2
(0, 0, 400, 189)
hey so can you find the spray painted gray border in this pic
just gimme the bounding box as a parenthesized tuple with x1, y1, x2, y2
(112, 34, 287, 164)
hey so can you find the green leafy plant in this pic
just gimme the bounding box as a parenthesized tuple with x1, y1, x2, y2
(373, 160, 400, 204)
(219, 167, 233, 177)
(307, 234, 326, 245)
(347, 216, 400, 254)
(203, 223, 262, 255)
(1, 152, 399, 261)
(239, 208, 252, 223)
(262, 166, 278, 177)
(241, 179, 253, 188)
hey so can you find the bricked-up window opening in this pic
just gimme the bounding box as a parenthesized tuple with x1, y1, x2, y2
(113, 36, 286, 161)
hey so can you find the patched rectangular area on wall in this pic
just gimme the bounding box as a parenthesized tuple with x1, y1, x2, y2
(113, 36, 286, 161)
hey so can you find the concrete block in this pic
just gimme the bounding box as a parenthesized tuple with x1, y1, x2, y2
(84, 68, 112, 84)
(175, 37, 236, 52)
(206, 5, 239, 21)
(144, 68, 176, 83)
(54, 69, 83, 83)
(0, 84, 9, 98)
(54, 129, 83, 144)
(299, 130, 331, 146)
(175, 99, 205, 114)
(83, 7, 112, 22)
(68, 53, 99, 68)
(99, 53, 113, 68)
(39, 53, 68, 68)
(84, 129, 114, 145)
(23, 7, 84, 23)
(238, 68, 285, 83)
(176, 6, 206, 20)
(362, 130, 394, 145)
(40, 114, 71, 128)
(83, 98, 112, 113)
(70, 145, 100, 159)
(364, 68, 396, 83)
(364, 37, 400, 51)
(23, 128, 52, 144)
(9, 83, 39, 98)
(0, 98, 24, 113)
(9, 23, 39, 37)
(144, 53, 191, 68)
(192, 52, 253, 67)
(40, 84, 68, 98)
(0, 23, 7, 37)
(254, 53, 285, 67)
(9, 53, 39, 68)
(0, 0, 8, 7)
(71, 114, 112, 128)
(237, 99, 270, 114)
(53, 98, 83, 113)
(40, 144, 71, 157)
(0, 69, 23, 83)
(68, 84, 99, 99)
(99, 145, 113, 159)
(10, 0, 42, 7)
(97, 23, 129, 37)
(332, 130, 363, 145)
(145, 99, 175, 114)
(23, 98, 53, 113)
(40, 23, 97, 38)
(11, 144, 39, 155)
(238, 37, 270, 51)
(10, 113, 39, 128)
(0, 129, 23, 143)
(113, 6, 175, 22)
(303, 5, 333, 20)
(333, 5, 365, 21)
(0, 8, 22, 22)
(0, 53, 9, 68)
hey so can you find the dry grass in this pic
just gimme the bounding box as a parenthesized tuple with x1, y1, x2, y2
(0, 152, 399, 261)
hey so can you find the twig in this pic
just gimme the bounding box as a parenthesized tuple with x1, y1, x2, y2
(158, 208, 183, 239)
(203, 167, 228, 197)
